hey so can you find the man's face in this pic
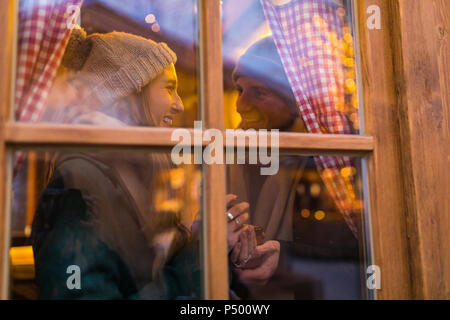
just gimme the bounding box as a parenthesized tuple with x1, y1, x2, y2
(235, 76, 297, 130)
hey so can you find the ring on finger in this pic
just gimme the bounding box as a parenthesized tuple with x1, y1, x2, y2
(234, 255, 251, 269)
(227, 212, 234, 221)
(235, 218, 240, 225)
(242, 254, 251, 265)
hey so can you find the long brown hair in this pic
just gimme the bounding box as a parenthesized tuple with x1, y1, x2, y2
(46, 70, 185, 253)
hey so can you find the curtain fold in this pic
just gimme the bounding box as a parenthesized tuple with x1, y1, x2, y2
(261, 0, 361, 237)
(14, 0, 83, 176)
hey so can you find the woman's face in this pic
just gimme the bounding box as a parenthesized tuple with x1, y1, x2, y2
(145, 63, 184, 127)
(235, 76, 297, 130)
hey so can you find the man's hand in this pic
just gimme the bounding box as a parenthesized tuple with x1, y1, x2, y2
(230, 227, 280, 286)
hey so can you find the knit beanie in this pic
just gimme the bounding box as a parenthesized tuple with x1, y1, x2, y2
(62, 27, 177, 104)
(232, 36, 294, 102)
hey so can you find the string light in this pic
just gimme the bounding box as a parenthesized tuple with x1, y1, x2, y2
(345, 78, 356, 94)
(314, 210, 326, 221)
(169, 168, 185, 189)
(145, 14, 156, 24)
(301, 209, 311, 218)
(297, 184, 306, 195)
(310, 183, 321, 197)
(145, 13, 160, 33)
(151, 23, 160, 33)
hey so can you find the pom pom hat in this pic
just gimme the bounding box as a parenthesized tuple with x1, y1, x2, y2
(62, 27, 177, 104)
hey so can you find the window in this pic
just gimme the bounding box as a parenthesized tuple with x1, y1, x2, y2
(1, 0, 448, 300)
(1, 0, 374, 300)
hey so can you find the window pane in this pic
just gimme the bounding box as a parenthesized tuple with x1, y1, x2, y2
(226, 155, 368, 299)
(10, 149, 202, 299)
(15, 0, 199, 127)
(222, 0, 360, 134)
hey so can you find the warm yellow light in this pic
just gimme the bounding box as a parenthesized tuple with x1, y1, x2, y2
(297, 184, 306, 195)
(340, 166, 356, 178)
(341, 167, 351, 178)
(10, 246, 35, 280)
(347, 46, 355, 57)
(10, 246, 34, 265)
(304, 170, 321, 182)
(301, 209, 311, 218)
(352, 95, 359, 109)
(354, 200, 364, 210)
(350, 112, 360, 129)
(344, 33, 353, 44)
(345, 78, 356, 93)
(169, 168, 185, 189)
(310, 183, 321, 197)
(261, 29, 273, 38)
(346, 70, 355, 79)
(156, 199, 181, 212)
(329, 32, 338, 44)
(314, 210, 326, 220)
(344, 57, 354, 67)
(322, 168, 336, 179)
(151, 23, 160, 33)
(313, 15, 326, 30)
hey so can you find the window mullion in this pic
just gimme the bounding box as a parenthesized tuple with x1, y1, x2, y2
(0, 0, 18, 300)
(198, 0, 228, 300)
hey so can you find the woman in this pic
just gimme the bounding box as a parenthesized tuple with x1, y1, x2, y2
(31, 28, 257, 299)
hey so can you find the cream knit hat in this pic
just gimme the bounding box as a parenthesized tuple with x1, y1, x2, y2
(62, 28, 177, 104)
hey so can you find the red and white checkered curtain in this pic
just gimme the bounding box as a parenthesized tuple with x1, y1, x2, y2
(261, 0, 361, 237)
(14, 0, 83, 176)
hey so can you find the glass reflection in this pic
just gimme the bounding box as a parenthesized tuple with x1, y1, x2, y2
(10, 150, 202, 299)
(223, 0, 360, 133)
(227, 156, 364, 299)
(16, 0, 199, 127)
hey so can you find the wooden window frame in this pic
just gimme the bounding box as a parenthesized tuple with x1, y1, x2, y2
(0, 0, 447, 300)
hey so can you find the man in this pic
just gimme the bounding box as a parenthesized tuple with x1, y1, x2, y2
(228, 36, 361, 299)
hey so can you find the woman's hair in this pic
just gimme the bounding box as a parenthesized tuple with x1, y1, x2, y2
(93, 84, 157, 127)
(53, 57, 162, 127)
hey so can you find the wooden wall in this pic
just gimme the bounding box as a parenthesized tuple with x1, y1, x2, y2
(389, 0, 449, 299)
(359, 0, 449, 299)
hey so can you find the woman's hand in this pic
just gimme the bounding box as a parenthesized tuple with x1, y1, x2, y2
(190, 194, 249, 248)
(226, 194, 250, 251)
(230, 226, 257, 268)
(230, 228, 280, 286)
